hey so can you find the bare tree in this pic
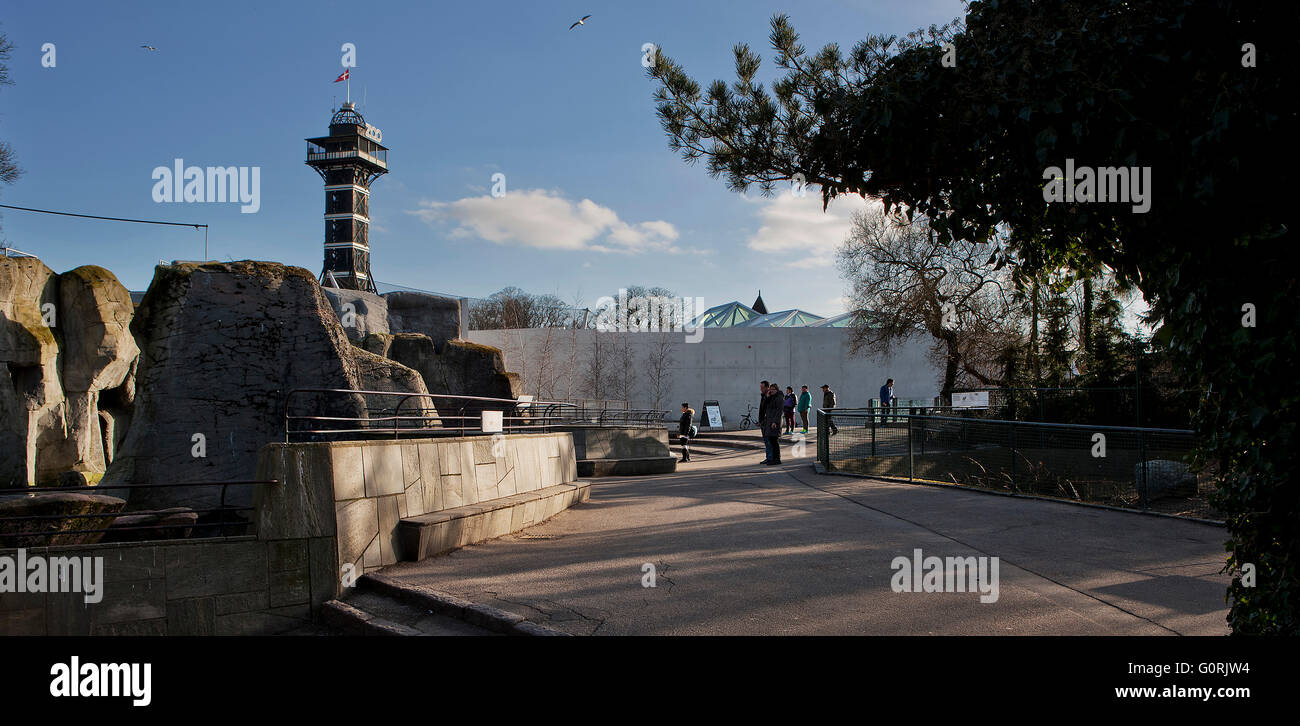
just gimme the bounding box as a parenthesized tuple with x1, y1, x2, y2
(468, 287, 572, 330)
(580, 329, 611, 400)
(836, 206, 1021, 399)
(0, 31, 23, 232)
(642, 333, 676, 410)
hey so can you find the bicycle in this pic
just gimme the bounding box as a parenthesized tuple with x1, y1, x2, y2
(738, 404, 756, 430)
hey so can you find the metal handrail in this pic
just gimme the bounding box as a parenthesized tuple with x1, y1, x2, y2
(0, 480, 276, 544)
(283, 388, 669, 442)
(815, 408, 1193, 435)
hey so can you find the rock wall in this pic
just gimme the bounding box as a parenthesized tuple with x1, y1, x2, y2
(101, 261, 399, 511)
(320, 288, 461, 350)
(361, 333, 520, 427)
(382, 291, 461, 349)
(0, 258, 138, 487)
(321, 288, 389, 343)
(5, 256, 513, 516)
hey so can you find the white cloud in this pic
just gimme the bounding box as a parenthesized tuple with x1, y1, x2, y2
(745, 193, 879, 268)
(407, 189, 679, 254)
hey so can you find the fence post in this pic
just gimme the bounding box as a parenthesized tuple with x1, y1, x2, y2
(871, 410, 876, 457)
(907, 415, 914, 482)
(1138, 427, 1149, 511)
(1009, 421, 1018, 495)
(817, 410, 828, 470)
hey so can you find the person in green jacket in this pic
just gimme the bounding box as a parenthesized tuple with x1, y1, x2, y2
(796, 385, 813, 434)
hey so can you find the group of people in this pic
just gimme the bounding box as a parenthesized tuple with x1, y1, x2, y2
(676, 378, 899, 464)
(758, 382, 798, 464)
(757, 381, 839, 464)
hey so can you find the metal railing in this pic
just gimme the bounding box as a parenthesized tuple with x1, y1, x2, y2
(306, 145, 387, 166)
(283, 388, 668, 441)
(816, 409, 1218, 521)
(0, 479, 276, 547)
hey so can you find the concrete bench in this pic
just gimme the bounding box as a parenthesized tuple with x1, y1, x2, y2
(398, 481, 590, 561)
(577, 457, 676, 477)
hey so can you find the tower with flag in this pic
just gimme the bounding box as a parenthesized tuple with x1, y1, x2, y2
(305, 72, 386, 292)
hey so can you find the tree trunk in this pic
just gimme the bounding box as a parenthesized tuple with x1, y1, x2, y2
(1082, 275, 1094, 361)
(941, 334, 960, 403)
(1029, 278, 1041, 385)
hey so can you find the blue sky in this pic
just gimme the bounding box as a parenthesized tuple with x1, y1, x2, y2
(1, 0, 965, 315)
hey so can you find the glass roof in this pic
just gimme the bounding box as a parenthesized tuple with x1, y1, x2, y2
(808, 311, 878, 328)
(735, 309, 826, 328)
(691, 301, 759, 328)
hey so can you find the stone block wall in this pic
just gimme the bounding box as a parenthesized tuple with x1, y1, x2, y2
(562, 427, 671, 460)
(0, 433, 579, 635)
(0, 533, 334, 635)
(256, 432, 578, 587)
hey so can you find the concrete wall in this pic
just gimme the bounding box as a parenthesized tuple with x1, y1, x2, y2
(0, 432, 577, 635)
(256, 432, 578, 580)
(468, 327, 943, 429)
(560, 427, 670, 460)
(0, 535, 333, 636)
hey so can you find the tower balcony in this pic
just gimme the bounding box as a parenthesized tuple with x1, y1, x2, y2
(306, 143, 387, 169)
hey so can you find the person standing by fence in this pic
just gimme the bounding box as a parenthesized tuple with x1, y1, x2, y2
(821, 384, 839, 436)
(797, 385, 812, 434)
(879, 378, 896, 424)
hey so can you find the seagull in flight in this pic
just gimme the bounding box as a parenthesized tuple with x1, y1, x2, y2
(140, 44, 158, 51)
(568, 14, 592, 30)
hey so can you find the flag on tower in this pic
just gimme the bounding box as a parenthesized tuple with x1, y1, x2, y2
(334, 69, 349, 83)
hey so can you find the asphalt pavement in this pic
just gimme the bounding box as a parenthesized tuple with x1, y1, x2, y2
(376, 438, 1230, 635)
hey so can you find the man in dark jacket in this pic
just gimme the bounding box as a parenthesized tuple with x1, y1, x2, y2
(678, 403, 695, 462)
(762, 383, 785, 464)
(879, 378, 896, 424)
(821, 384, 839, 436)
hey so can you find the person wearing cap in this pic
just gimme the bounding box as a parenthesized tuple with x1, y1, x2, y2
(821, 384, 839, 436)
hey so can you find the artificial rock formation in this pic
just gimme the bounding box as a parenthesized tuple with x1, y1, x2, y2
(360, 333, 520, 425)
(0, 258, 138, 487)
(322, 287, 520, 427)
(321, 287, 390, 343)
(321, 287, 462, 349)
(351, 344, 438, 427)
(101, 261, 428, 511)
(382, 291, 461, 348)
(0, 491, 126, 547)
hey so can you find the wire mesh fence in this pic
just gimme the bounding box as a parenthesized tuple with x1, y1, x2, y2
(817, 409, 1218, 521)
(937, 387, 1202, 428)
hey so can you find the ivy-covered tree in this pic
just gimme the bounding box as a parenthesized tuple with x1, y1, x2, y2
(649, 0, 1296, 632)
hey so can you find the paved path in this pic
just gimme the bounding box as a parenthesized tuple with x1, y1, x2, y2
(378, 444, 1230, 635)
